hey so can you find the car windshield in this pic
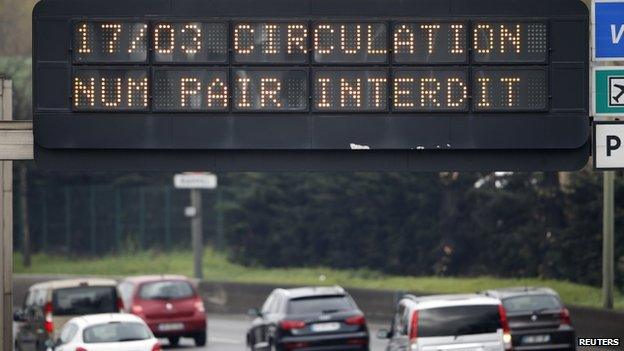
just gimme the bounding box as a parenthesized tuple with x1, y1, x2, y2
(139, 281, 195, 300)
(52, 287, 117, 316)
(418, 305, 501, 337)
(503, 294, 562, 313)
(288, 295, 354, 314)
(83, 322, 152, 343)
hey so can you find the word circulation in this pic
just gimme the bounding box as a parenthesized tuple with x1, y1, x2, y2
(72, 20, 549, 113)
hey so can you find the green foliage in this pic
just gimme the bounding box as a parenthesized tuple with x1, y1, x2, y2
(221, 171, 624, 291)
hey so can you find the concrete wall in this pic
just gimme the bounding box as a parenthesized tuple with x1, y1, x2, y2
(13, 275, 624, 338)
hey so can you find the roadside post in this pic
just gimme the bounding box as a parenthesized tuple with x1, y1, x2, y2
(174, 173, 218, 280)
(591, 0, 624, 309)
(0, 78, 34, 351)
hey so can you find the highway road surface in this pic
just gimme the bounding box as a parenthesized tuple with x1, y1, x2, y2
(164, 314, 388, 350)
(15, 314, 389, 351)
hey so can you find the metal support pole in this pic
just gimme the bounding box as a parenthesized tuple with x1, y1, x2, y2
(602, 171, 615, 309)
(115, 188, 122, 252)
(164, 187, 171, 249)
(0, 78, 15, 351)
(191, 189, 203, 280)
(41, 189, 47, 251)
(64, 186, 71, 251)
(0, 160, 13, 351)
(89, 186, 96, 255)
(216, 185, 224, 251)
(139, 187, 146, 250)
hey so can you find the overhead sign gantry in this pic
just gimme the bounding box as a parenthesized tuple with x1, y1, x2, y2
(33, 0, 590, 171)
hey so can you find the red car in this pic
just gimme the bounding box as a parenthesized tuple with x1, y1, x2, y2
(118, 275, 207, 347)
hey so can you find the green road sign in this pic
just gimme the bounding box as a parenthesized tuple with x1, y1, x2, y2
(594, 66, 624, 118)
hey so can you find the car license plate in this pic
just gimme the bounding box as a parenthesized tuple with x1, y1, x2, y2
(158, 323, 184, 332)
(522, 334, 551, 344)
(311, 322, 340, 332)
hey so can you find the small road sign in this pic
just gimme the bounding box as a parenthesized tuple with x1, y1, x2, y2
(174, 173, 218, 189)
(593, 66, 624, 117)
(593, 0, 624, 61)
(594, 121, 624, 169)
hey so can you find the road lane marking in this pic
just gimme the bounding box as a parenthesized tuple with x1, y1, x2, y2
(211, 337, 244, 345)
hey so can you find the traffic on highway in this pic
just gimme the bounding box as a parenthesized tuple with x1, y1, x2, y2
(13, 277, 577, 351)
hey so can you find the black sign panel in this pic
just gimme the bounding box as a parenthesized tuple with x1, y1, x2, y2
(153, 22, 228, 63)
(472, 22, 548, 63)
(153, 69, 229, 111)
(73, 68, 149, 111)
(33, 0, 590, 171)
(392, 69, 469, 112)
(472, 68, 548, 111)
(393, 22, 468, 64)
(312, 22, 388, 63)
(73, 21, 148, 63)
(233, 22, 308, 64)
(313, 70, 388, 112)
(232, 69, 308, 111)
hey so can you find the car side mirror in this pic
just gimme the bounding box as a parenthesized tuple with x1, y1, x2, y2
(377, 329, 392, 339)
(13, 309, 25, 322)
(247, 308, 262, 317)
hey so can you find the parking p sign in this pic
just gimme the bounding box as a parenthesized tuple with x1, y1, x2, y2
(593, 0, 624, 60)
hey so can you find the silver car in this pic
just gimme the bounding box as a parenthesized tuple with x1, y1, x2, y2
(378, 294, 512, 351)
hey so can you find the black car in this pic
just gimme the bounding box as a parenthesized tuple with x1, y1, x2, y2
(483, 287, 576, 351)
(246, 286, 370, 351)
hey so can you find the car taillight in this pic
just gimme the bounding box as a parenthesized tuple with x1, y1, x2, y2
(498, 304, 512, 351)
(75, 347, 88, 351)
(116, 297, 125, 312)
(43, 302, 54, 334)
(151, 342, 162, 351)
(560, 308, 571, 325)
(285, 342, 309, 350)
(409, 310, 419, 344)
(194, 299, 205, 313)
(280, 320, 306, 330)
(131, 304, 144, 315)
(347, 338, 368, 345)
(345, 315, 366, 326)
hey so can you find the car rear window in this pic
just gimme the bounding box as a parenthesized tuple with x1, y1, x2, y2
(52, 286, 117, 316)
(418, 305, 501, 337)
(83, 322, 151, 343)
(139, 281, 195, 300)
(503, 295, 562, 313)
(288, 295, 355, 315)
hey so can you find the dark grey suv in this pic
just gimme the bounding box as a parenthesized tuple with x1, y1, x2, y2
(482, 287, 576, 351)
(246, 286, 369, 351)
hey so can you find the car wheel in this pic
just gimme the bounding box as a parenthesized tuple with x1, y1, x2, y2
(194, 331, 207, 347)
(168, 336, 180, 347)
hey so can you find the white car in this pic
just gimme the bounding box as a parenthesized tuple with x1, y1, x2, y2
(378, 294, 512, 351)
(46, 313, 161, 351)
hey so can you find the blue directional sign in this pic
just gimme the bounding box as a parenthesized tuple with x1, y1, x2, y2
(594, 0, 624, 60)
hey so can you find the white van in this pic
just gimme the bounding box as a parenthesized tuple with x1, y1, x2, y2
(14, 278, 122, 351)
(378, 294, 512, 351)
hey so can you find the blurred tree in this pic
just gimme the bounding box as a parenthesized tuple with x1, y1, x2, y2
(0, 0, 38, 56)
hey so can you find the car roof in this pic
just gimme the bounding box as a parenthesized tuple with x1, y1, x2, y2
(277, 286, 347, 299)
(30, 278, 118, 291)
(403, 293, 502, 310)
(70, 313, 147, 327)
(121, 275, 192, 284)
(482, 287, 560, 299)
